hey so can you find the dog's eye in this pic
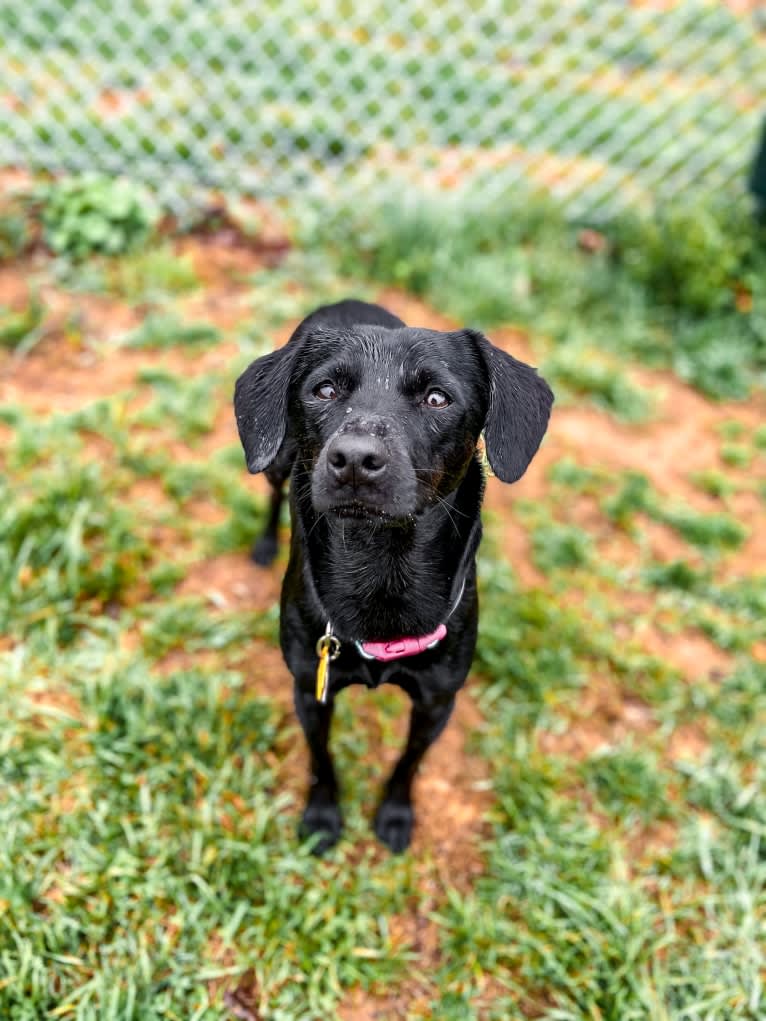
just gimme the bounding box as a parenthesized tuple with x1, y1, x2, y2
(424, 389, 450, 409)
(314, 381, 338, 401)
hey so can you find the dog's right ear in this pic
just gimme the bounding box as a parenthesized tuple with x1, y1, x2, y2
(234, 346, 295, 474)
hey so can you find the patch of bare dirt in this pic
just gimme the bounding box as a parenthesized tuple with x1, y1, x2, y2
(411, 686, 492, 883)
(1, 343, 132, 413)
(553, 376, 765, 516)
(0, 259, 41, 308)
(124, 476, 172, 511)
(23, 685, 83, 726)
(639, 518, 699, 563)
(0, 235, 251, 420)
(203, 932, 238, 1011)
(636, 624, 733, 684)
(183, 497, 229, 526)
(666, 721, 710, 763)
(627, 818, 679, 867)
(488, 352, 764, 543)
(177, 552, 280, 613)
(338, 983, 430, 1021)
(537, 674, 656, 760)
(335, 683, 493, 1020)
(721, 489, 766, 581)
(497, 517, 545, 587)
(375, 289, 458, 333)
(0, 167, 34, 194)
(2, 334, 242, 419)
(309, 678, 493, 884)
(175, 234, 280, 289)
(177, 288, 254, 333)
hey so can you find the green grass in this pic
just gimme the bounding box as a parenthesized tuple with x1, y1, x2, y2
(312, 192, 766, 404)
(124, 314, 220, 351)
(136, 371, 219, 441)
(0, 295, 45, 351)
(0, 653, 416, 1019)
(106, 246, 200, 303)
(0, 201, 764, 1018)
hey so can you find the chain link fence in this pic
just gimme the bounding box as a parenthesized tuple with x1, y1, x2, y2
(1, 0, 764, 217)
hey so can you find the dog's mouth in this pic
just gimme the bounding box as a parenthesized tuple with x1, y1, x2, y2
(329, 502, 406, 523)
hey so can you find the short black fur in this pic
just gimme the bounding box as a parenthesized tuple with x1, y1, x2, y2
(234, 299, 553, 853)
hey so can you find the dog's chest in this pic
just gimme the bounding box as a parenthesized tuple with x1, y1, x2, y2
(322, 557, 448, 642)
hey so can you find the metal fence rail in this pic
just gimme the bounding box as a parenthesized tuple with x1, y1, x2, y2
(1, 0, 764, 215)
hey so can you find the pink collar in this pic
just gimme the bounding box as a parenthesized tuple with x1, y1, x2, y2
(355, 624, 447, 662)
(313, 581, 465, 701)
(352, 578, 466, 662)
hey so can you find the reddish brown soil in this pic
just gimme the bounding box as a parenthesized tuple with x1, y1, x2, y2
(177, 552, 280, 613)
(537, 674, 655, 760)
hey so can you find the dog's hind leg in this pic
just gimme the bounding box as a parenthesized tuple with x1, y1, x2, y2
(374, 694, 455, 853)
(251, 439, 294, 566)
(251, 473, 284, 566)
(294, 684, 343, 854)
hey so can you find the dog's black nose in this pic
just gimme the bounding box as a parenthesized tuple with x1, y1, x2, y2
(327, 433, 388, 487)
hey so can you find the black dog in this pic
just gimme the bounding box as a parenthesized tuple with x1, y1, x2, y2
(234, 300, 552, 853)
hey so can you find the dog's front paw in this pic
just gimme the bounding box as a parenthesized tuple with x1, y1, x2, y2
(374, 799, 414, 853)
(300, 799, 343, 855)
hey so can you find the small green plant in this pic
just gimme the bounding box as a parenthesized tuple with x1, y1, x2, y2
(543, 345, 653, 422)
(720, 443, 752, 468)
(547, 457, 603, 492)
(601, 471, 747, 553)
(0, 295, 44, 350)
(642, 559, 705, 592)
(690, 469, 736, 500)
(716, 419, 746, 441)
(613, 202, 748, 316)
(108, 244, 199, 302)
(603, 471, 654, 528)
(532, 521, 592, 574)
(663, 506, 747, 552)
(0, 207, 30, 262)
(136, 370, 217, 441)
(580, 747, 668, 822)
(670, 315, 761, 401)
(124, 313, 220, 350)
(41, 174, 159, 259)
(0, 461, 148, 642)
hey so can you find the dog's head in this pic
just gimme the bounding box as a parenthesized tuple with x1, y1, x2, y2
(234, 323, 553, 521)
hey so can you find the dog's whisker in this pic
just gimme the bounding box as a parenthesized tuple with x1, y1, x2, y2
(304, 509, 328, 542)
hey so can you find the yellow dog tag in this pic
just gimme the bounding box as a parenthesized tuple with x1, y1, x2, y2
(315, 626, 341, 703)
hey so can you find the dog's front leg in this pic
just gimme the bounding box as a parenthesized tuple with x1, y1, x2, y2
(375, 694, 455, 853)
(294, 684, 342, 854)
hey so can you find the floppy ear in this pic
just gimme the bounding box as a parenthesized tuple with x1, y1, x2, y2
(234, 345, 295, 474)
(467, 329, 553, 483)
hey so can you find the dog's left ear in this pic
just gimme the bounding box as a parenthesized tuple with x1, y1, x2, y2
(465, 329, 554, 483)
(234, 345, 296, 474)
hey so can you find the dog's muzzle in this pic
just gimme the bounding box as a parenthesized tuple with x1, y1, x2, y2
(312, 420, 417, 518)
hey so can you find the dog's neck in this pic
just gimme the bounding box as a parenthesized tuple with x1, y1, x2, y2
(292, 458, 484, 642)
